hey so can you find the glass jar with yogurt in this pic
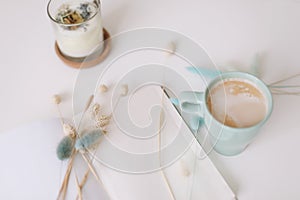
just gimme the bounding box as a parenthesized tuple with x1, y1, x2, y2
(47, 0, 103, 59)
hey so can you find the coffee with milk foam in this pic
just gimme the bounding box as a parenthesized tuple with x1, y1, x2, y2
(207, 79, 267, 128)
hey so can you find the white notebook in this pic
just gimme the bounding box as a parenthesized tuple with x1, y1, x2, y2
(0, 86, 235, 200)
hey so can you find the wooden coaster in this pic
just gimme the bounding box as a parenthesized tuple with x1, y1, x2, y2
(55, 28, 111, 69)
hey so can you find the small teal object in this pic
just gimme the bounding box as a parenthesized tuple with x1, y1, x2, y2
(75, 129, 103, 150)
(56, 136, 74, 161)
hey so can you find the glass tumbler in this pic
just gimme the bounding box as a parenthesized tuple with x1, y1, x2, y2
(47, 0, 104, 60)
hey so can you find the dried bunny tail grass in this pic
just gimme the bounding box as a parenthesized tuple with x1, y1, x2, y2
(75, 129, 103, 151)
(56, 94, 96, 199)
(56, 94, 107, 200)
(99, 114, 111, 120)
(63, 123, 76, 137)
(95, 114, 111, 129)
(166, 41, 176, 56)
(99, 84, 108, 93)
(92, 103, 101, 115)
(53, 95, 62, 104)
(56, 136, 75, 161)
(120, 84, 128, 96)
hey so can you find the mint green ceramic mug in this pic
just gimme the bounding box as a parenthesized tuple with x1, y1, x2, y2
(178, 72, 273, 156)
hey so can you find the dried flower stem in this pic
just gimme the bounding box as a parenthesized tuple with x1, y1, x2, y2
(57, 149, 76, 200)
(76, 169, 90, 200)
(81, 153, 100, 182)
(77, 95, 94, 132)
(79, 153, 112, 198)
(268, 73, 300, 86)
(270, 88, 300, 96)
(74, 172, 83, 200)
(85, 95, 95, 111)
(106, 85, 129, 118)
(77, 140, 111, 199)
(80, 169, 90, 187)
(56, 105, 65, 126)
(56, 94, 112, 200)
(53, 95, 64, 126)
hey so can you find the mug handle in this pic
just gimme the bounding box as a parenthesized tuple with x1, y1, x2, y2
(179, 91, 204, 117)
(174, 91, 204, 131)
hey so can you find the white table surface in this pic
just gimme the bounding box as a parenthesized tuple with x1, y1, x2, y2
(1, 0, 300, 199)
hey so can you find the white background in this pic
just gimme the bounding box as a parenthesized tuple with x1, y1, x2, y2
(0, 0, 300, 199)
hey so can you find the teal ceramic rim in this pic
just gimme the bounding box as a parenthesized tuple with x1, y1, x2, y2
(204, 71, 273, 131)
